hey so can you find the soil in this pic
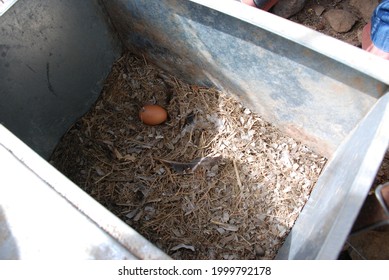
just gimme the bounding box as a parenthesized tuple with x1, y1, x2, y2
(290, 0, 367, 47)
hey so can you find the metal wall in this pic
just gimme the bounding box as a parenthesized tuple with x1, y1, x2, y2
(277, 92, 389, 259)
(102, 0, 388, 157)
(0, 0, 122, 158)
(101, 0, 389, 259)
(0, 124, 170, 259)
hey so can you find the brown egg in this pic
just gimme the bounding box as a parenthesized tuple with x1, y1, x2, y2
(139, 104, 168, 125)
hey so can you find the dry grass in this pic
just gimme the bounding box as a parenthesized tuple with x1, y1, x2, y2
(50, 52, 327, 259)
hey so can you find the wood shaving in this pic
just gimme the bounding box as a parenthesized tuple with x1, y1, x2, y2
(50, 52, 327, 259)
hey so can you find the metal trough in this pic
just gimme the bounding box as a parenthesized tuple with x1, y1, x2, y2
(1, 0, 388, 259)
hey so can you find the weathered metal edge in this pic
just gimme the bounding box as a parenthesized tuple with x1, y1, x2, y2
(0, 0, 19, 17)
(276, 92, 389, 259)
(191, 0, 389, 85)
(0, 124, 171, 260)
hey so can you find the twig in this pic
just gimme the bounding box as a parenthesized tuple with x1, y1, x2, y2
(94, 169, 113, 184)
(141, 54, 148, 66)
(233, 160, 242, 189)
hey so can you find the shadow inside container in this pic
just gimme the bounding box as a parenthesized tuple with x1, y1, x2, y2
(0, 206, 20, 259)
(49, 52, 325, 260)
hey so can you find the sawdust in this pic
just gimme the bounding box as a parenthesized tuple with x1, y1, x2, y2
(50, 52, 327, 260)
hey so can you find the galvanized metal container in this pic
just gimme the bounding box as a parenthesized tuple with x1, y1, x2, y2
(1, 0, 388, 259)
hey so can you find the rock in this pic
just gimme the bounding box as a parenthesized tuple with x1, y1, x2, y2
(357, 28, 363, 44)
(254, 244, 265, 257)
(324, 9, 357, 33)
(272, 0, 307, 18)
(313, 4, 325, 17)
(349, 0, 379, 22)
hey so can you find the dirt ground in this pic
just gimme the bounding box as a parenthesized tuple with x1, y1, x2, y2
(290, 0, 368, 47)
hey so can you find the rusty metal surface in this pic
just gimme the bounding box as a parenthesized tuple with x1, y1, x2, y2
(0, 124, 170, 260)
(102, 0, 388, 158)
